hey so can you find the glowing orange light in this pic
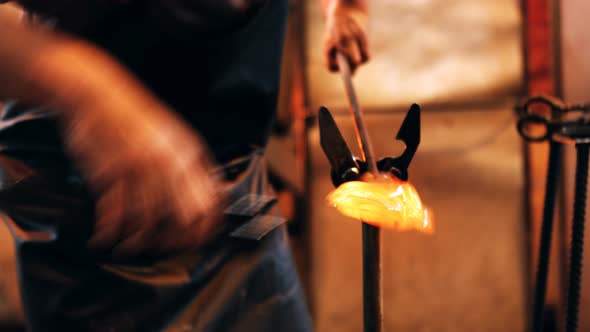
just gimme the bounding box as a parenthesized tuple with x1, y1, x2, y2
(326, 174, 433, 233)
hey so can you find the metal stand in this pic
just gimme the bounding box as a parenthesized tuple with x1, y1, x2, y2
(565, 143, 589, 332)
(517, 96, 590, 332)
(336, 53, 382, 332)
(531, 141, 562, 332)
(318, 55, 420, 332)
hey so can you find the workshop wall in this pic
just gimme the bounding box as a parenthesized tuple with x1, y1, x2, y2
(305, 0, 523, 111)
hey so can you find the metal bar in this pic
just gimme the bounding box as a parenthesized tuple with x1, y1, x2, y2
(362, 224, 382, 332)
(336, 53, 378, 174)
(531, 141, 562, 332)
(336, 53, 382, 332)
(565, 143, 589, 332)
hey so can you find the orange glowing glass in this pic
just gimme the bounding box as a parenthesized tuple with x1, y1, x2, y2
(326, 174, 433, 233)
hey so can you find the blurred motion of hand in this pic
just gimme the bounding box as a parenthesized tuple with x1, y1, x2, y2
(0, 0, 224, 260)
(62, 86, 224, 259)
(324, 0, 370, 74)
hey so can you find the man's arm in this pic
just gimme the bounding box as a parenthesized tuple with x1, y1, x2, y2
(321, 0, 370, 73)
(0, 5, 155, 116)
(0, 6, 223, 258)
(0, 5, 70, 107)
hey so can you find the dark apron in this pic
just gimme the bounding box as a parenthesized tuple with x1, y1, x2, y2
(0, 150, 313, 331)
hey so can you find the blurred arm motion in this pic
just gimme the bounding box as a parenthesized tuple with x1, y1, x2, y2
(0, 5, 223, 258)
(0, 0, 364, 261)
(322, 0, 370, 73)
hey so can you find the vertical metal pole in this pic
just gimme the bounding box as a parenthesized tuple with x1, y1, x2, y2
(362, 224, 382, 332)
(337, 53, 382, 332)
(531, 141, 562, 332)
(565, 143, 589, 332)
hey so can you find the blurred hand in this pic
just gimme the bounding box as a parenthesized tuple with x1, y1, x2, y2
(324, 2, 370, 74)
(63, 90, 223, 259)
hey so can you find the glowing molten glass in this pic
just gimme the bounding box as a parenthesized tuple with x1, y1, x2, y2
(326, 174, 433, 233)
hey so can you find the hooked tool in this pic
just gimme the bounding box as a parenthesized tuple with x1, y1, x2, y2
(318, 53, 421, 332)
(517, 95, 590, 143)
(517, 95, 590, 332)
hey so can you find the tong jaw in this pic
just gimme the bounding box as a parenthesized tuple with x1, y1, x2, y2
(318, 104, 421, 186)
(318, 106, 364, 186)
(377, 103, 421, 181)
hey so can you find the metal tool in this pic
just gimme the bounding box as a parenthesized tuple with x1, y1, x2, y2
(337, 53, 381, 332)
(336, 53, 379, 175)
(517, 95, 590, 144)
(319, 53, 421, 332)
(517, 95, 590, 332)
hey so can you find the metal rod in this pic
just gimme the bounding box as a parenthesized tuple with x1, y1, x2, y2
(362, 224, 382, 332)
(336, 53, 378, 175)
(565, 143, 589, 332)
(531, 141, 562, 332)
(337, 53, 382, 332)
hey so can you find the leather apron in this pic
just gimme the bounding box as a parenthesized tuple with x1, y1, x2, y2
(0, 149, 312, 332)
